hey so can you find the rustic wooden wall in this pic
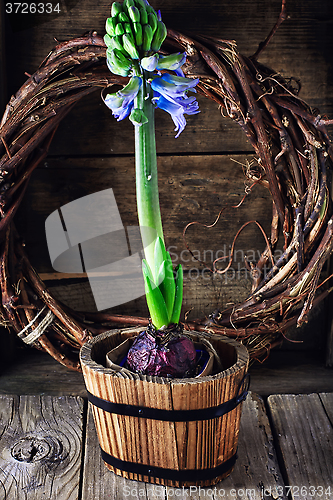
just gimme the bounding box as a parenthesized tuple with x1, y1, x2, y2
(2, 0, 333, 353)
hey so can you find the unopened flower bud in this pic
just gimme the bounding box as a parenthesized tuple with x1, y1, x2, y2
(115, 23, 125, 35)
(141, 53, 159, 71)
(140, 8, 148, 25)
(123, 33, 140, 59)
(134, 0, 147, 10)
(124, 22, 134, 36)
(124, 0, 135, 8)
(105, 17, 117, 36)
(107, 52, 130, 77)
(148, 12, 157, 34)
(110, 48, 133, 75)
(156, 52, 186, 71)
(133, 22, 143, 46)
(128, 5, 140, 23)
(129, 108, 149, 126)
(111, 34, 130, 54)
(151, 20, 167, 52)
(111, 2, 123, 17)
(142, 23, 153, 52)
(104, 33, 113, 47)
(118, 11, 130, 23)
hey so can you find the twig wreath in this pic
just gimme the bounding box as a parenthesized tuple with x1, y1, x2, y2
(1, 1, 333, 370)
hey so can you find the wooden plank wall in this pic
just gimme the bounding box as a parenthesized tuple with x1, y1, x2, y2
(2, 0, 333, 352)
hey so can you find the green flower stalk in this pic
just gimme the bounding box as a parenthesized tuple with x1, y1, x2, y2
(104, 0, 199, 329)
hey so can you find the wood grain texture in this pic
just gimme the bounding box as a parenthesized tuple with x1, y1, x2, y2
(2, 349, 333, 399)
(4, 0, 333, 139)
(0, 395, 84, 499)
(81, 392, 286, 499)
(82, 404, 170, 500)
(3, 0, 333, 355)
(80, 329, 249, 487)
(15, 153, 270, 317)
(319, 393, 333, 426)
(0, 350, 87, 396)
(16, 154, 272, 272)
(267, 393, 333, 499)
(325, 293, 333, 367)
(214, 392, 286, 499)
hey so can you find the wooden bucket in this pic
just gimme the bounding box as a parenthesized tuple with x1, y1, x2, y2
(80, 327, 249, 487)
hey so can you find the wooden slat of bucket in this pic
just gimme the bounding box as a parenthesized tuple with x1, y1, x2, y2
(113, 375, 149, 482)
(107, 370, 180, 483)
(82, 366, 126, 464)
(110, 375, 138, 481)
(170, 339, 248, 486)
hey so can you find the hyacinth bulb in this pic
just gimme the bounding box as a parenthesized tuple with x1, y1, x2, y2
(126, 329, 197, 378)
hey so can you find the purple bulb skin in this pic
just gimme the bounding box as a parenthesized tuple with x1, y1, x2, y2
(126, 330, 197, 378)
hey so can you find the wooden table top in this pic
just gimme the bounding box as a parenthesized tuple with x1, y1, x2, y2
(0, 391, 332, 500)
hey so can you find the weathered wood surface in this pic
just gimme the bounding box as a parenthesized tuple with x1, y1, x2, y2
(215, 392, 286, 500)
(14, 153, 271, 318)
(17, 154, 271, 273)
(0, 391, 331, 499)
(326, 291, 333, 367)
(82, 392, 286, 499)
(0, 395, 84, 499)
(267, 393, 333, 500)
(4, 0, 333, 136)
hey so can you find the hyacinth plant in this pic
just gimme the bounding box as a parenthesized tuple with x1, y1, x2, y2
(103, 0, 199, 334)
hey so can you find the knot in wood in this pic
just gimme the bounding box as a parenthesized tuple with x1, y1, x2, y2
(11, 437, 51, 463)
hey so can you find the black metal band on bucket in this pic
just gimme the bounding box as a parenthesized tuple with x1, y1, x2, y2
(100, 447, 237, 481)
(87, 373, 250, 422)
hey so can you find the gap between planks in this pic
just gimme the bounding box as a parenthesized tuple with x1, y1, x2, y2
(267, 393, 333, 500)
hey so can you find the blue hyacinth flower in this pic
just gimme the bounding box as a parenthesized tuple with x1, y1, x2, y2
(104, 76, 142, 121)
(151, 73, 200, 137)
(155, 53, 187, 76)
(151, 73, 199, 101)
(153, 94, 200, 138)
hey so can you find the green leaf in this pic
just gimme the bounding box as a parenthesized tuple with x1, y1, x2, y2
(142, 258, 154, 282)
(170, 264, 183, 324)
(142, 261, 169, 329)
(158, 258, 176, 322)
(156, 261, 166, 288)
(153, 236, 166, 283)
